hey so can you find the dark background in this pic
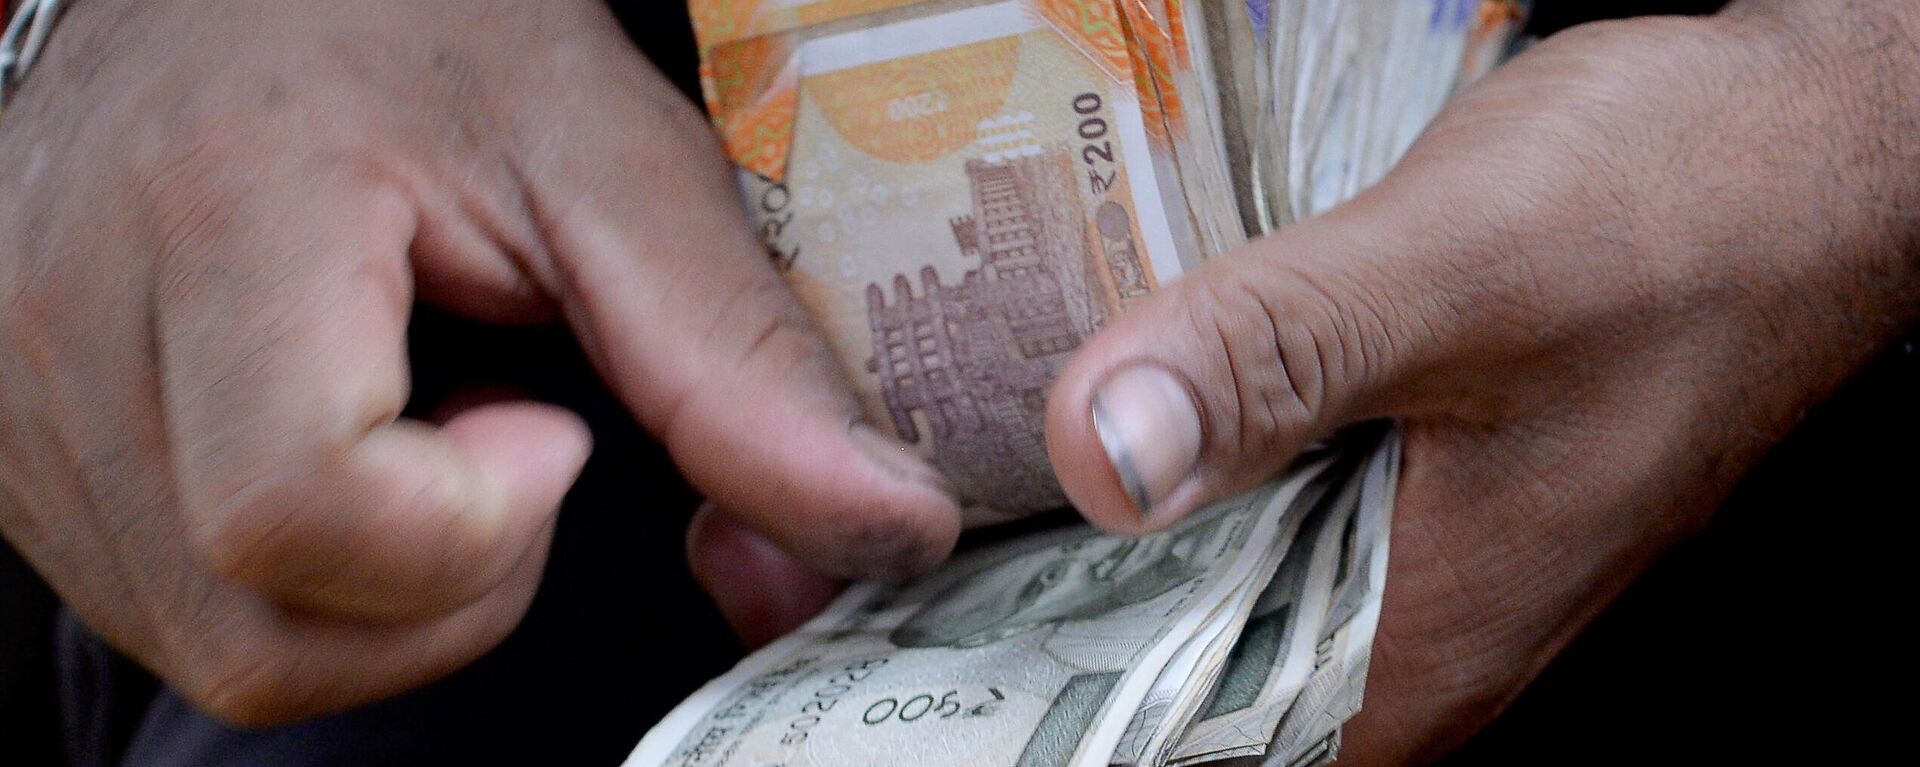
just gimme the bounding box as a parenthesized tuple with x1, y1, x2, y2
(6, 1, 1908, 764)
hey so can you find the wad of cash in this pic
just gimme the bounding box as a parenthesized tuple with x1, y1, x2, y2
(628, 1, 1527, 765)
(628, 429, 1400, 767)
(681, 0, 1521, 515)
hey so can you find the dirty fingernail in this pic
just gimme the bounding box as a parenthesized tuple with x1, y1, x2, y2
(1090, 365, 1201, 522)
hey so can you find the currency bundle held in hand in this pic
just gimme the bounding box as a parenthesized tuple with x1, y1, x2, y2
(631, 431, 1398, 767)
(627, 2, 1525, 765)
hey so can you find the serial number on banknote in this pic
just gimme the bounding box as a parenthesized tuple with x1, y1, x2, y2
(774, 657, 891, 747)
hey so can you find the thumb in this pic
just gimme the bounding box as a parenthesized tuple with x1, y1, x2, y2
(1045, 199, 1485, 535)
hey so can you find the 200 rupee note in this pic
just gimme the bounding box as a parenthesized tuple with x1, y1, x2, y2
(722, 0, 1193, 516)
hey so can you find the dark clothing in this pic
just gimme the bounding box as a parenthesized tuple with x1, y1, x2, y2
(5, 1, 1907, 765)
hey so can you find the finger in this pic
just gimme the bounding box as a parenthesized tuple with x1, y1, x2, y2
(1044, 186, 1520, 535)
(170, 508, 558, 728)
(504, 25, 963, 580)
(404, 120, 565, 326)
(687, 503, 844, 649)
(158, 165, 589, 622)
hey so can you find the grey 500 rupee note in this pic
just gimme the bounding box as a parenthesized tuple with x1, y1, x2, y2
(623, 461, 1334, 767)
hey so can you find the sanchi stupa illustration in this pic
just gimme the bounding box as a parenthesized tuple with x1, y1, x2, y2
(865, 144, 1152, 510)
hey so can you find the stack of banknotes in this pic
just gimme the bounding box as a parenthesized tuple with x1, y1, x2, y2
(628, 431, 1398, 767)
(626, 2, 1525, 765)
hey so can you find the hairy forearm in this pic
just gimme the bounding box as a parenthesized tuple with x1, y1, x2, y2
(1706, 0, 1920, 333)
(1720, 0, 1920, 267)
(1661, 0, 1920, 477)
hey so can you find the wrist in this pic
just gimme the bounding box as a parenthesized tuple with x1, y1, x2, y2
(1715, 0, 1920, 272)
(1648, 4, 1920, 321)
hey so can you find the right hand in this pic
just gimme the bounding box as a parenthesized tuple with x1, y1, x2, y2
(0, 0, 961, 726)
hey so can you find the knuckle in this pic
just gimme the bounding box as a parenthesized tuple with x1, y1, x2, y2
(132, 137, 254, 299)
(176, 631, 311, 728)
(1180, 270, 1337, 456)
(710, 274, 815, 359)
(184, 472, 299, 584)
(2, 270, 60, 360)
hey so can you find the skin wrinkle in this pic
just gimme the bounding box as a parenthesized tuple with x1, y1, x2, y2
(163, 225, 385, 474)
(197, 465, 335, 586)
(1276, 263, 1355, 424)
(185, 605, 307, 727)
(736, 304, 798, 378)
(1307, 265, 1395, 410)
(421, 151, 555, 306)
(1222, 278, 1294, 464)
(1402, 441, 1571, 611)
(506, 151, 635, 391)
(1393, 171, 1555, 356)
(1296, 294, 1334, 428)
(1314, 292, 1383, 425)
(492, 154, 570, 303)
(1201, 299, 1261, 473)
(305, 457, 460, 612)
(1381, 214, 1530, 411)
(693, 272, 812, 381)
(407, 180, 552, 320)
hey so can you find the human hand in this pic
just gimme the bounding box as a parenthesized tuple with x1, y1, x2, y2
(0, 0, 959, 726)
(1040, 4, 1920, 763)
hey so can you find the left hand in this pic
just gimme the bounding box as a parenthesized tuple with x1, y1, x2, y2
(691, 2, 1920, 761)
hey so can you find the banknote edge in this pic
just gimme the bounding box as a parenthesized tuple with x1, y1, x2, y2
(621, 581, 888, 766)
(1068, 459, 1328, 766)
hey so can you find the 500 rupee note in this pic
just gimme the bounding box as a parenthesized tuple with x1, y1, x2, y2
(623, 464, 1330, 767)
(1166, 435, 1398, 765)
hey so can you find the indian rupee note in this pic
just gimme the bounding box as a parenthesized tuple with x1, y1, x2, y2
(1116, 446, 1368, 767)
(623, 461, 1330, 767)
(1256, 433, 1399, 767)
(709, 0, 1196, 517)
(1160, 448, 1374, 766)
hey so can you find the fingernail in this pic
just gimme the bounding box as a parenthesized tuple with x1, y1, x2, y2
(1090, 365, 1201, 521)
